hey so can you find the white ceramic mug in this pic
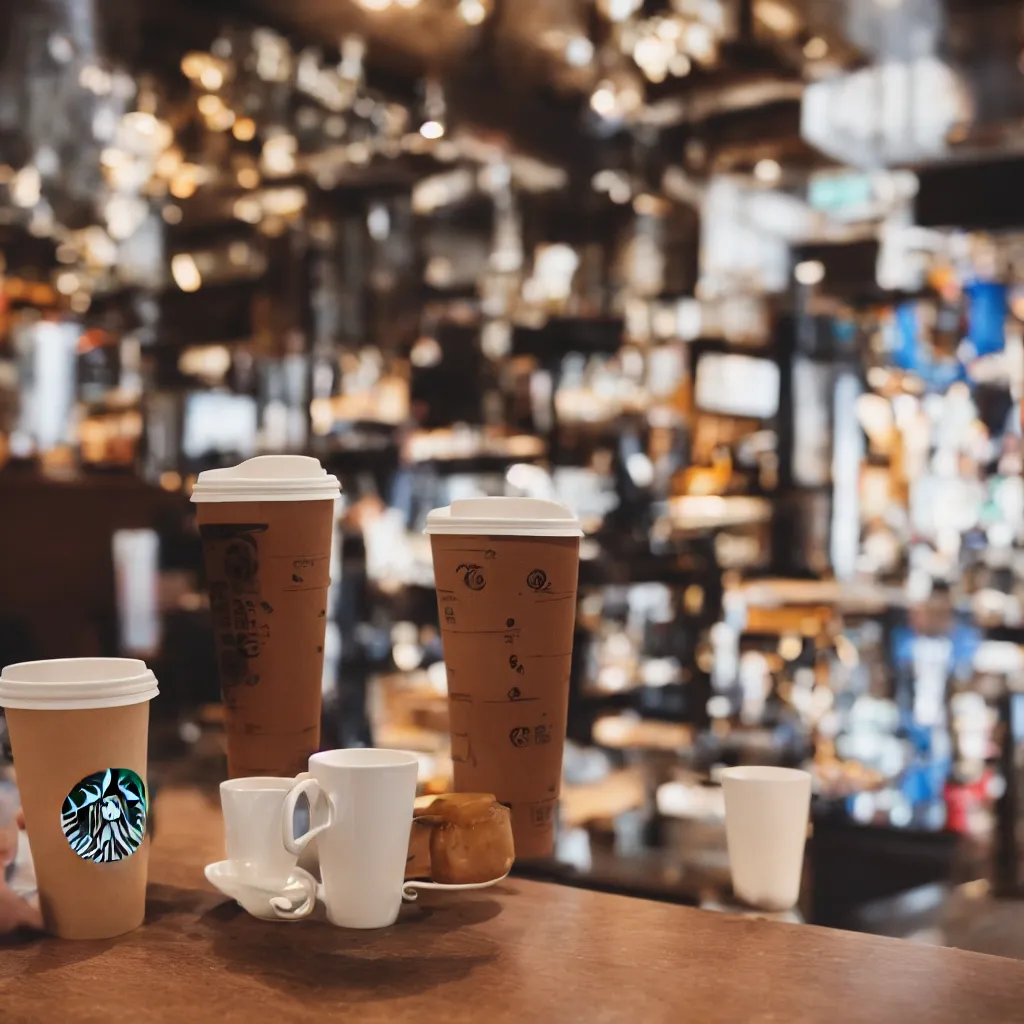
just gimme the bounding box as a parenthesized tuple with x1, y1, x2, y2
(282, 749, 418, 929)
(721, 766, 811, 912)
(216, 777, 318, 921)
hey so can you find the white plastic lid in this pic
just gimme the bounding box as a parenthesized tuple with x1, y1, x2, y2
(0, 658, 160, 711)
(191, 455, 341, 503)
(425, 497, 582, 537)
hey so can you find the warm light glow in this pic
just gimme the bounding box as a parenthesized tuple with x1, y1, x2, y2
(233, 197, 262, 224)
(199, 65, 224, 91)
(162, 205, 183, 225)
(669, 53, 692, 77)
(565, 36, 594, 68)
(171, 253, 202, 292)
(590, 84, 617, 118)
(197, 94, 224, 116)
(597, 0, 642, 22)
(419, 119, 444, 140)
(794, 260, 825, 286)
(754, 158, 782, 184)
(262, 134, 297, 176)
(233, 117, 256, 142)
(237, 167, 260, 189)
(357, 0, 393, 9)
(55, 271, 80, 296)
(458, 0, 487, 24)
(170, 174, 197, 199)
(754, 0, 800, 38)
(803, 36, 829, 60)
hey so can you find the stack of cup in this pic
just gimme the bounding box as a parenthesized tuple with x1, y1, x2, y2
(426, 497, 582, 860)
(191, 455, 340, 779)
(0, 658, 159, 939)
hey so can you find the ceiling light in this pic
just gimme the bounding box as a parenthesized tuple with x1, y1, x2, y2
(458, 0, 488, 24)
(803, 36, 828, 60)
(794, 260, 825, 286)
(754, 158, 782, 184)
(420, 119, 444, 140)
(171, 253, 202, 292)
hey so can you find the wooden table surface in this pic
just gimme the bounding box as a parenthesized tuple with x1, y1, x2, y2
(2, 787, 1024, 1024)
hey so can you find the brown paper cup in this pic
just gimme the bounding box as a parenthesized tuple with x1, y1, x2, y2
(196, 499, 334, 778)
(430, 533, 579, 859)
(6, 702, 151, 939)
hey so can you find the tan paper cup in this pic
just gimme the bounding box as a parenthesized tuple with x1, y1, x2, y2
(192, 456, 340, 778)
(427, 498, 581, 859)
(0, 658, 159, 939)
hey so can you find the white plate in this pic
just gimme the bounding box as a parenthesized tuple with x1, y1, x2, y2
(204, 860, 316, 921)
(402, 871, 510, 901)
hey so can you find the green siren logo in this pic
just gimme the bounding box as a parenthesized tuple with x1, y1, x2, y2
(61, 768, 148, 863)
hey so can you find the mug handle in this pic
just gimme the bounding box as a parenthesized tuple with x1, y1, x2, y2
(269, 866, 319, 921)
(282, 773, 334, 857)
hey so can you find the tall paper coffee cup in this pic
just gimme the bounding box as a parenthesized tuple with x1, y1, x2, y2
(427, 498, 581, 859)
(191, 456, 340, 778)
(0, 658, 159, 939)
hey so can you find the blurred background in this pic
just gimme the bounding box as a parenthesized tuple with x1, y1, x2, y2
(2, 0, 1024, 955)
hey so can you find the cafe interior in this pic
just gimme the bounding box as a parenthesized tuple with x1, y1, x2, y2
(3, 0, 1024, 990)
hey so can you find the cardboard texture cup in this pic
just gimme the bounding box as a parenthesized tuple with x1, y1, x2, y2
(428, 503, 580, 860)
(0, 658, 157, 941)
(7, 704, 150, 940)
(196, 499, 334, 778)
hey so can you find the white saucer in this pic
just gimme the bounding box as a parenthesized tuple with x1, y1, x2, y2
(204, 860, 317, 922)
(402, 871, 510, 902)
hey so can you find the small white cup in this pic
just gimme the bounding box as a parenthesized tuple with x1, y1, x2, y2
(219, 778, 318, 921)
(282, 749, 418, 929)
(721, 766, 811, 912)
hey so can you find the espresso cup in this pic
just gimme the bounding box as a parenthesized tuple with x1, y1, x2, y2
(281, 749, 418, 929)
(217, 778, 318, 921)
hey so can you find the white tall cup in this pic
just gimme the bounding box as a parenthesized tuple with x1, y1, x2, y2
(219, 778, 318, 920)
(281, 748, 418, 929)
(721, 766, 811, 912)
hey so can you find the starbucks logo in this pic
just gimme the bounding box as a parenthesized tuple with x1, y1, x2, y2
(526, 569, 550, 592)
(61, 768, 148, 864)
(457, 563, 486, 591)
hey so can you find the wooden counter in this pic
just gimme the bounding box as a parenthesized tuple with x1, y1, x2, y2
(2, 787, 1024, 1023)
